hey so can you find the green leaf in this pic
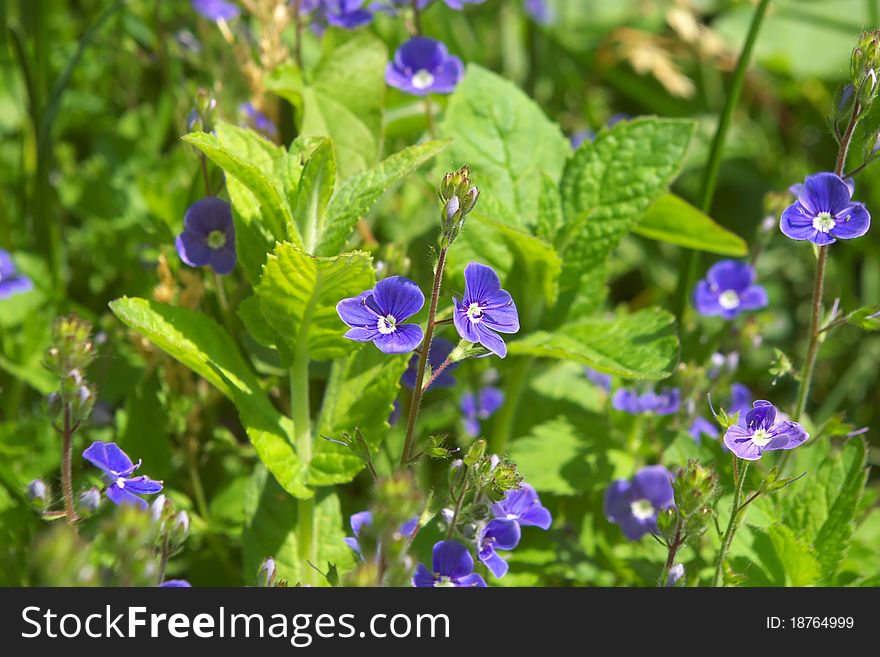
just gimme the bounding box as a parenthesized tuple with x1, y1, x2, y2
(294, 139, 337, 253)
(182, 123, 296, 244)
(312, 347, 408, 486)
(536, 173, 564, 243)
(557, 118, 695, 286)
(243, 468, 354, 586)
(268, 33, 386, 180)
(751, 524, 821, 586)
(635, 194, 748, 256)
(439, 64, 570, 226)
(109, 298, 309, 498)
(317, 139, 450, 256)
(508, 307, 679, 380)
(118, 372, 172, 481)
(256, 243, 376, 361)
(845, 305, 880, 331)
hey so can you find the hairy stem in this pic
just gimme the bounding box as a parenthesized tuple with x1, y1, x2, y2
(673, 0, 771, 320)
(713, 460, 749, 587)
(400, 247, 448, 468)
(61, 404, 78, 526)
(660, 518, 683, 586)
(421, 354, 453, 392)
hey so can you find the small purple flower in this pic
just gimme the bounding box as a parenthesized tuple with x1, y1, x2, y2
(344, 511, 419, 558)
(388, 398, 402, 426)
(337, 276, 425, 354)
(82, 441, 163, 510)
(412, 540, 487, 587)
(688, 416, 719, 443)
(402, 337, 458, 390)
(570, 129, 595, 149)
(453, 262, 519, 358)
(175, 197, 237, 275)
(523, 0, 552, 24)
(491, 483, 552, 529)
(386, 37, 464, 96)
(604, 465, 675, 541)
(460, 386, 504, 435)
(477, 518, 520, 578)
(693, 260, 768, 320)
(323, 0, 373, 29)
(159, 580, 192, 587)
(584, 367, 612, 391)
(723, 400, 808, 461)
(191, 0, 240, 21)
(729, 383, 752, 426)
(612, 387, 680, 415)
(239, 102, 277, 139)
(27, 479, 47, 503)
(0, 249, 34, 300)
(781, 172, 870, 244)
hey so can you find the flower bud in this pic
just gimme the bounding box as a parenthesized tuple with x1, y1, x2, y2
(464, 439, 486, 466)
(851, 31, 880, 107)
(257, 557, 277, 587)
(28, 479, 48, 508)
(78, 487, 101, 515)
(666, 563, 685, 587)
(171, 511, 190, 545)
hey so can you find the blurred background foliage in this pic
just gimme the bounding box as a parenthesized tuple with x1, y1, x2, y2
(0, 0, 877, 586)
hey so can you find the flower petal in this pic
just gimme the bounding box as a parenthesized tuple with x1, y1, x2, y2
(706, 260, 754, 292)
(83, 441, 137, 478)
(478, 386, 505, 416)
(604, 479, 635, 523)
(431, 540, 474, 579)
(693, 279, 722, 316)
(475, 325, 507, 358)
(453, 302, 481, 343)
(479, 547, 509, 579)
(723, 425, 763, 460)
(373, 323, 424, 354)
(802, 172, 853, 214)
(738, 285, 769, 312)
(411, 563, 435, 587)
(481, 291, 520, 333)
(337, 291, 380, 328)
(0, 275, 34, 300)
(372, 276, 425, 321)
(632, 465, 674, 509)
(106, 483, 148, 509)
(780, 203, 817, 241)
(831, 202, 870, 239)
(210, 245, 236, 275)
(453, 573, 487, 587)
(429, 56, 464, 94)
(175, 232, 212, 268)
(746, 400, 776, 431)
(350, 511, 372, 536)
(121, 476, 163, 495)
(483, 518, 521, 551)
(765, 421, 809, 451)
(463, 262, 502, 304)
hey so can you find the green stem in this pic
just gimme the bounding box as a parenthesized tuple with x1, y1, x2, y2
(713, 460, 749, 587)
(61, 404, 78, 526)
(489, 356, 533, 455)
(660, 517, 683, 586)
(290, 355, 316, 585)
(400, 247, 448, 468)
(673, 0, 771, 320)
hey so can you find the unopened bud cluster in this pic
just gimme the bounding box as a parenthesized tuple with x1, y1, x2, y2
(664, 460, 720, 543)
(188, 88, 218, 133)
(851, 31, 880, 107)
(44, 315, 97, 425)
(439, 166, 479, 246)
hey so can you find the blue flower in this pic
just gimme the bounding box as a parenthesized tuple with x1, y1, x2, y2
(460, 386, 504, 435)
(191, 0, 240, 21)
(412, 540, 487, 587)
(27, 479, 47, 503)
(584, 367, 612, 391)
(239, 102, 277, 139)
(159, 580, 192, 587)
(723, 400, 808, 461)
(337, 276, 425, 354)
(693, 260, 768, 319)
(0, 249, 34, 300)
(523, 0, 552, 24)
(781, 172, 870, 244)
(401, 337, 458, 390)
(688, 416, 719, 443)
(666, 563, 685, 587)
(344, 511, 419, 558)
(323, 0, 373, 29)
(453, 262, 519, 358)
(604, 465, 675, 541)
(386, 37, 464, 96)
(477, 518, 520, 578)
(82, 441, 163, 510)
(612, 387, 680, 415)
(490, 483, 552, 529)
(175, 197, 237, 275)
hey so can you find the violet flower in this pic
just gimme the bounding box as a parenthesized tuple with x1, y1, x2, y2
(781, 172, 870, 244)
(175, 197, 237, 275)
(82, 441, 163, 510)
(723, 400, 808, 461)
(453, 262, 519, 358)
(693, 260, 768, 320)
(604, 466, 675, 541)
(337, 276, 425, 354)
(412, 540, 486, 587)
(386, 37, 464, 96)
(460, 386, 504, 435)
(0, 249, 34, 300)
(192, 0, 240, 21)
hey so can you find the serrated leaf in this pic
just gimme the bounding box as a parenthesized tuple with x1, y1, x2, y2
(268, 33, 386, 180)
(751, 524, 821, 586)
(557, 118, 695, 289)
(508, 307, 679, 380)
(294, 139, 337, 253)
(439, 64, 570, 226)
(317, 139, 450, 256)
(109, 297, 309, 498)
(182, 124, 296, 244)
(536, 173, 564, 243)
(312, 347, 408, 486)
(243, 468, 354, 586)
(635, 193, 748, 256)
(256, 243, 376, 361)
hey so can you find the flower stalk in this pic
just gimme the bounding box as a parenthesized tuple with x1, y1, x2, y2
(291, 353, 317, 585)
(712, 459, 749, 587)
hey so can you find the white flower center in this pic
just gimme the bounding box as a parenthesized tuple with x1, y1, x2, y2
(206, 229, 227, 249)
(411, 69, 435, 90)
(718, 290, 740, 310)
(116, 477, 126, 489)
(466, 302, 484, 323)
(377, 314, 398, 335)
(506, 513, 518, 521)
(751, 428, 772, 447)
(630, 498, 654, 521)
(812, 211, 836, 233)
(434, 576, 457, 587)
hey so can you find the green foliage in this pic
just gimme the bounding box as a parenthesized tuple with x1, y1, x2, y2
(636, 194, 749, 256)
